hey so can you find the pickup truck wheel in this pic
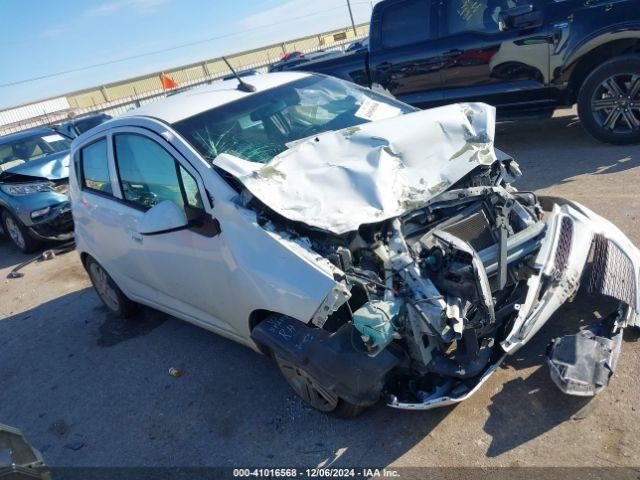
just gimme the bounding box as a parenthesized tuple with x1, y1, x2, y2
(85, 256, 137, 318)
(1, 210, 40, 254)
(578, 56, 640, 145)
(273, 353, 365, 418)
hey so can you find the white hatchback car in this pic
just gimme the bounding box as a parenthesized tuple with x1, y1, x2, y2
(71, 72, 640, 417)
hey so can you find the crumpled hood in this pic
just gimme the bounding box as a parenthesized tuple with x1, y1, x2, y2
(213, 102, 496, 235)
(0, 151, 70, 182)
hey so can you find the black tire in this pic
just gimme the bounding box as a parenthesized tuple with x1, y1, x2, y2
(273, 351, 366, 419)
(577, 55, 640, 145)
(85, 256, 137, 318)
(1, 210, 41, 254)
(331, 400, 366, 419)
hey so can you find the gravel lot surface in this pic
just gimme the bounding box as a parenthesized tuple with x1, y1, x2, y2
(1, 108, 639, 469)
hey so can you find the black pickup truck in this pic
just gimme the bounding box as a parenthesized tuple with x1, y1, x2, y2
(293, 0, 640, 144)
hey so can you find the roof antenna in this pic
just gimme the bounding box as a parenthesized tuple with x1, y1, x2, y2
(222, 57, 256, 93)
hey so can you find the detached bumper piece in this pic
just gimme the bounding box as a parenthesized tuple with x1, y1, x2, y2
(251, 315, 399, 406)
(544, 231, 635, 396)
(544, 216, 636, 397)
(547, 325, 623, 396)
(503, 201, 640, 397)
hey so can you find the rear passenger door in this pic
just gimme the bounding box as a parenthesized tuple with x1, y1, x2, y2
(438, 0, 551, 109)
(369, 0, 444, 107)
(77, 135, 152, 300)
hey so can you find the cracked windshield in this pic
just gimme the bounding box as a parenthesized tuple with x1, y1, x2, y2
(173, 75, 414, 164)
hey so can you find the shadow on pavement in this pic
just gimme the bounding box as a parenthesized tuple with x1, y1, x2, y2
(0, 236, 73, 272)
(95, 304, 168, 348)
(484, 368, 595, 457)
(0, 288, 451, 467)
(482, 289, 621, 457)
(1, 282, 628, 467)
(0, 238, 31, 270)
(496, 112, 640, 192)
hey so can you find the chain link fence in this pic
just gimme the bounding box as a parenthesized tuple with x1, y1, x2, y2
(0, 23, 369, 136)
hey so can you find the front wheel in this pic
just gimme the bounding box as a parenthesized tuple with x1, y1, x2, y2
(578, 55, 640, 145)
(1, 210, 40, 253)
(273, 353, 365, 418)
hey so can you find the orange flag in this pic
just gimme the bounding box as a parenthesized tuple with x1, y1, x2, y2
(160, 74, 178, 90)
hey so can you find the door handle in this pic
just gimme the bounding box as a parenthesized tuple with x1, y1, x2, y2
(130, 231, 143, 243)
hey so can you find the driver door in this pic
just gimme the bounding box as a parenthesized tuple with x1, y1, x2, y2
(108, 128, 235, 336)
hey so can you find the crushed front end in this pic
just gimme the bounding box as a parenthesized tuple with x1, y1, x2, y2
(0, 157, 74, 243)
(251, 165, 640, 410)
(228, 102, 639, 410)
(385, 190, 639, 409)
(27, 198, 73, 242)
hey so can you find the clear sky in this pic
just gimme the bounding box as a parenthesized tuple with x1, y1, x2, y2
(0, 0, 378, 109)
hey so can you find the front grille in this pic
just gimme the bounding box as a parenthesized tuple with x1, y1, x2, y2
(554, 217, 573, 273)
(588, 234, 637, 308)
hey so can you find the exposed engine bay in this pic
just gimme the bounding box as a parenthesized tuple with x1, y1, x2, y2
(249, 159, 640, 409)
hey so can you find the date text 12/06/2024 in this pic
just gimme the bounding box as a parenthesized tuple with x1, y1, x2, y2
(233, 468, 400, 478)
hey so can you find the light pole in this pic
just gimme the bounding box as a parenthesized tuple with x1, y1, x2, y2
(346, 0, 357, 36)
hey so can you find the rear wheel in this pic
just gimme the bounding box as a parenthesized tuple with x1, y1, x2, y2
(273, 352, 365, 418)
(85, 256, 137, 318)
(578, 55, 640, 144)
(1, 210, 40, 253)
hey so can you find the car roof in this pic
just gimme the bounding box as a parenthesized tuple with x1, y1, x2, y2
(124, 71, 311, 124)
(0, 127, 59, 145)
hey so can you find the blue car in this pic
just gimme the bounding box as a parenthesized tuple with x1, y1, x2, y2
(55, 112, 112, 139)
(0, 127, 74, 252)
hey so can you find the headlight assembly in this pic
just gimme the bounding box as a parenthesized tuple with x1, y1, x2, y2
(0, 182, 53, 196)
(31, 206, 51, 219)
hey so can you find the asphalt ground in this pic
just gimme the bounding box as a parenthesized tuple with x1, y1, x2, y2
(1, 108, 639, 471)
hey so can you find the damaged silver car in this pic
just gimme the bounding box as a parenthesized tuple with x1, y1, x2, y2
(70, 72, 640, 417)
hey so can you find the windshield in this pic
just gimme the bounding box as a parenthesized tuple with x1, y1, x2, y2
(0, 132, 71, 166)
(173, 75, 415, 164)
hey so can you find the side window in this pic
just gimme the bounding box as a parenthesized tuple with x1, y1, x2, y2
(114, 134, 201, 211)
(179, 165, 204, 209)
(81, 139, 112, 195)
(380, 0, 431, 49)
(446, 0, 517, 35)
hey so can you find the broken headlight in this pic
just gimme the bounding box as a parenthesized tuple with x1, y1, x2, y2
(0, 182, 53, 196)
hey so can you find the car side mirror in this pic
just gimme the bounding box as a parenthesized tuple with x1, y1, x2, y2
(138, 200, 188, 235)
(498, 4, 541, 32)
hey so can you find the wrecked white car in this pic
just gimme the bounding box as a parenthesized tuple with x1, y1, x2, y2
(70, 72, 640, 417)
